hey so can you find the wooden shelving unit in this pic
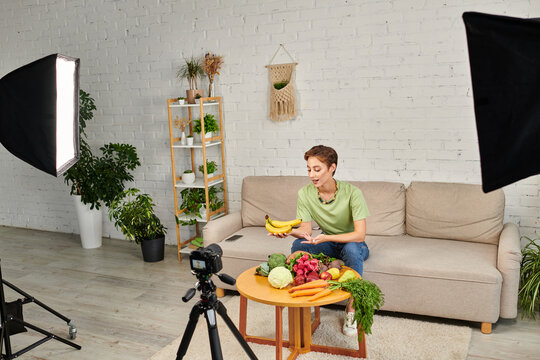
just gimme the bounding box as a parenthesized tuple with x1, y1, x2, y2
(166, 97, 228, 262)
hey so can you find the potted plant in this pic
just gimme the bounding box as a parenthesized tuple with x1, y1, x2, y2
(64, 90, 140, 249)
(177, 97, 185, 105)
(177, 56, 204, 104)
(519, 236, 540, 319)
(176, 187, 224, 225)
(193, 113, 219, 139)
(186, 135, 194, 146)
(109, 189, 167, 262)
(182, 169, 195, 184)
(202, 52, 223, 97)
(199, 160, 217, 178)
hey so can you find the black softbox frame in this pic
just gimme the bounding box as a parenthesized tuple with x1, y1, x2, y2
(463, 12, 540, 192)
(0, 54, 80, 177)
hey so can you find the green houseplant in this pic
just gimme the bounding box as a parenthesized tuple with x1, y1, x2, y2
(109, 188, 167, 262)
(176, 186, 224, 226)
(64, 90, 141, 210)
(519, 236, 540, 319)
(193, 114, 219, 135)
(63, 90, 141, 249)
(177, 56, 204, 104)
(199, 160, 217, 175)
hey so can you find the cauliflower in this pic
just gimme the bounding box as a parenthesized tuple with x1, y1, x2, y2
(268, 253, 287, 271)
(267, 266, 293, 289)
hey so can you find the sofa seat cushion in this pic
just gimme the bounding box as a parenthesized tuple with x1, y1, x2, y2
(219, 227, 300, 262)
(364, 234, 501, 284)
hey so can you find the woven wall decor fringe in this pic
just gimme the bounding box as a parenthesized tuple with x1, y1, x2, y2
(267, 63, 297, 121)
(266, 44, 298, 122)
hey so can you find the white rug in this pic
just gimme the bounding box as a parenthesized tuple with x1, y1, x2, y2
(150, 296, 471, 360)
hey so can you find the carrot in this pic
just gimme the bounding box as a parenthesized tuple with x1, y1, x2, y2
(288, 280, 328, 293)
(307, 288, 332, 301)
(290, 288, 325, 297)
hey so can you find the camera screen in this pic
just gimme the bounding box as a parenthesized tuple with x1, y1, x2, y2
(191, 259, 206, 270)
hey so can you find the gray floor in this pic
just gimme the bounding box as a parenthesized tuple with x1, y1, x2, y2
(0, 226, 538, 359)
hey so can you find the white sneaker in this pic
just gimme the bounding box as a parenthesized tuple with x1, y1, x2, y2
(342, 312, 357, 336)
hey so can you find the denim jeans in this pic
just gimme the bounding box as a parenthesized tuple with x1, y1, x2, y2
(291, 239, 369, 276)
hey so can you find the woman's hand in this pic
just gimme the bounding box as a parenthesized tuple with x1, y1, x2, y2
(301, 233, 327, 245)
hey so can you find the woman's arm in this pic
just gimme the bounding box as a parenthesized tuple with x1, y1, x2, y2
(302, 219, 366, 245)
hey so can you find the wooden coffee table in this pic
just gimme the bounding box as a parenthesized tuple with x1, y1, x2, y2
(236, 266, 366, 360)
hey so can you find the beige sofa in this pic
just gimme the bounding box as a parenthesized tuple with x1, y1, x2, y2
(203, 176, 522, 333)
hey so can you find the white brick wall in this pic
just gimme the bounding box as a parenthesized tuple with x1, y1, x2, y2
(0, 0, 538, 244)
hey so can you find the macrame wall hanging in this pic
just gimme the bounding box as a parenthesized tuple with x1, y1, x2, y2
(265, 44, 298, 122)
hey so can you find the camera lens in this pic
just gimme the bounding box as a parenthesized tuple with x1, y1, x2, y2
(207, 243, 223, 256)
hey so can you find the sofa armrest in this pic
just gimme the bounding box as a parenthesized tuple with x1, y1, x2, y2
(202, 211, 243, 246)
(497, 222, 522, 319)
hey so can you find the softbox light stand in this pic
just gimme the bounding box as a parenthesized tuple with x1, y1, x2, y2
(0, 260, 80, 359)
(0, 54, 82, 357)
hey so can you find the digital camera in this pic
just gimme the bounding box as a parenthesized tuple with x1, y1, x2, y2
(189, 243, 223, 275)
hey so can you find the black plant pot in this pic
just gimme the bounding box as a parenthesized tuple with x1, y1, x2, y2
(140, 236, 165, 262)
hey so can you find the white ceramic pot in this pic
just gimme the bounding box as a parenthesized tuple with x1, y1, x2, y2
(182, 172, 195, 184)
(187, 137, 194, 146)
(204, 132, 213, 139)
(178, 99, 185, 105)
(73, 195, 103, 249)
(207, 172, 214, 179)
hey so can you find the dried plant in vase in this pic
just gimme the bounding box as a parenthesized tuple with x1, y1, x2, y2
(174, 116, 191, 144)
(203, 52, 223, 97)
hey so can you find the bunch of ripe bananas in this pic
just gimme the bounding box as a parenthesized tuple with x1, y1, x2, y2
(265, 215, 301, 234)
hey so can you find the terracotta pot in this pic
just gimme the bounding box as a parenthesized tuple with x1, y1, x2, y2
(186, 89, 196, 104)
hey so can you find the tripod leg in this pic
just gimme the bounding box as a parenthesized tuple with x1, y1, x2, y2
(204, 308, 224, 360)
(215, 301, 258, 360)
(176, 302, 202, 360)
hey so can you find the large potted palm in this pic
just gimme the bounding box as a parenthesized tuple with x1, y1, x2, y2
(108, 189, 167, 262)
(64, 90, 140, 248)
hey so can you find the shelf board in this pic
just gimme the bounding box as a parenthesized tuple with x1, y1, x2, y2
(172, 140, 222, 149)
(175, 178, 224, 189)
(170, 101, 219, 108)
(175, 211, 226, 224)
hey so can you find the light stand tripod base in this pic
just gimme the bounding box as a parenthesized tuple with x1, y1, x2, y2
(0, 260, 81, 359)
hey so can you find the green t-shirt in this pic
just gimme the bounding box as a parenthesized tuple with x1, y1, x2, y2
(296, 180, 370, 235)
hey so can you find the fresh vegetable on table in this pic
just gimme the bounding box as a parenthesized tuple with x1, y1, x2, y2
(290, 287, 326, 297)
(267, 266, 294, 289)
(268, 253, 287, 271)
(288, 279, 328, 293)
(255, 262, 270, 276)
(307, 288, 332, 301)
(328, 278, 384, 342)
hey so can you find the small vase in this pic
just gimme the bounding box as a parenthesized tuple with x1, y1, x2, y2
(208, 82, 214, 98)
(181, 131, 187, 145)
(182, 172, 195, 184)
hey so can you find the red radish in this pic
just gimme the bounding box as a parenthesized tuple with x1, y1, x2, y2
(294, 275, 306, 286)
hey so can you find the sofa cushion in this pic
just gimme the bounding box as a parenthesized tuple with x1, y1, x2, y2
(406, 181, 504, 244)
(364, 234, 502, 322)
(351, 181, 406, 236)
(241, 176, 309, 227)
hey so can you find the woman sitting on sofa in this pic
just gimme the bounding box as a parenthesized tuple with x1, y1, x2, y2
(269, 144, 370, 336)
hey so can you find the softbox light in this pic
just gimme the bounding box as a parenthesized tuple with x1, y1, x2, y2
(463, 12, 540, 193)
(0, 54, 80, 177)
